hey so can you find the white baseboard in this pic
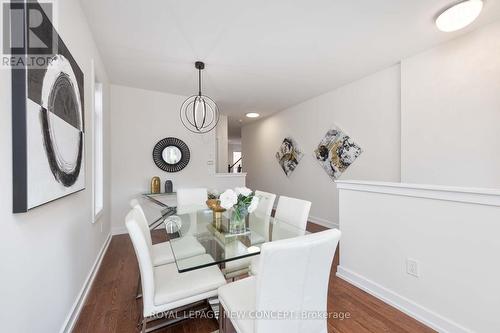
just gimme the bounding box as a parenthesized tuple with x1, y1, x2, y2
(308, 215, 339, 229)
(336, 266, 471, 333)
(60, 234, 112, 333)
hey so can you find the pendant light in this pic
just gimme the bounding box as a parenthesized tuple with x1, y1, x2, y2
(180, 61, 220, 134)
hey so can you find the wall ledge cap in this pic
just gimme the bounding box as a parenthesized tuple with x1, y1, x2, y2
(336, 180, 500, 206)
(215, 173, 247, 178)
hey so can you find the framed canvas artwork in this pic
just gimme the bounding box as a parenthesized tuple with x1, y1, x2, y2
(276, 137, 304, 176)
(11, 1, 85, 213)
(314, 126, 362, 180)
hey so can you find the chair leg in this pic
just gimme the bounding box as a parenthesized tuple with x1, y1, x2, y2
(219, 303, 236, 333)
(219, 303, 224, 333)
(136, 275, 142, 299)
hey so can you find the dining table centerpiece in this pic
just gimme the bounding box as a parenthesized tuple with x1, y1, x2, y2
(219, 187, 259, 234)
(206, 190, 226, 230)
(206, 190, 222, 210)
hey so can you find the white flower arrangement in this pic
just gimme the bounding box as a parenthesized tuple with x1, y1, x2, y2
(219, 187, 260, 222)
(220, 189, 238, 210)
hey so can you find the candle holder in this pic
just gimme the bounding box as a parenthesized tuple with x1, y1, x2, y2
(206, 199, 226, 231)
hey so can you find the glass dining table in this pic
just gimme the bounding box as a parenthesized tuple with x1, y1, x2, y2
(138, 193, 308, 274)
(137, 193, 308, 323)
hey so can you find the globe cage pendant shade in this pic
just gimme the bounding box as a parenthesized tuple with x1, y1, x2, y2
(180, 61, 220, 134)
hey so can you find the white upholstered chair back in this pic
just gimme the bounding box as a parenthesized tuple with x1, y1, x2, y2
(176, 188, 207, 236)
(253, 190, 276, 219)
(125, 208, 156, 316)
(176, 188, 208, 207)
(274, 196, 311, 231)
(129, 198, 140, 208)
(129, 201, 153, 253)
(254, 229, 341, 333)
(249, 190, 276, 241)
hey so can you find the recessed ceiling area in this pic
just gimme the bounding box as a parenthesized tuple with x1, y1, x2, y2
(228, 117, 242, 142)
(81, 0, 500, 123)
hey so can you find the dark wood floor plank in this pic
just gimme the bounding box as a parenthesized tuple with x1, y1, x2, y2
(73, 223, 435, 333)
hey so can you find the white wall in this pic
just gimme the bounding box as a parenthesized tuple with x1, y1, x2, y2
(401, 21, 500, 188)
(0, 1, 111, 332)
(242, 66, 401, 226)
(216, 114, 229, 173)
(110, 85, 216, 233)
(336, 181, 500, 333)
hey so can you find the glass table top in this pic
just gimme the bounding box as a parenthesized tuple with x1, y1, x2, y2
(138, 193, 178, 230)
(168, 207, 308, 273)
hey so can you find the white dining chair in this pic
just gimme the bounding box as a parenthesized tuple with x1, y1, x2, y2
(218, 229, 341, 333)
(250, 195, 311, 275)
(129, 200, 206, 266)
(274, 195, 311, 231)
(126, 208, 226, 333)
(249, 190, 277, 242)
(129, 201, 207, 299)
(175, 188, 208, 236)
(222, 190, 276, 279)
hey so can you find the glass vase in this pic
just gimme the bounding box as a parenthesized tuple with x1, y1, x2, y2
(229, 209, 247, 234)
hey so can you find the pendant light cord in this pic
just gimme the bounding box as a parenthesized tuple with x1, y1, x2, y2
(198, 68, 202, 96)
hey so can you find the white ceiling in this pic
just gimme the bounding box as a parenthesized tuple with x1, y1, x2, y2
(82, 0, 500, 132)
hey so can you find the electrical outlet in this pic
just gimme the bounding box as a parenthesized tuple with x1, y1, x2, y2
(406, 259, 419, 277)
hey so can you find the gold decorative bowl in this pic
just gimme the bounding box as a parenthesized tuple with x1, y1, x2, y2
(206, 199, 226, 212)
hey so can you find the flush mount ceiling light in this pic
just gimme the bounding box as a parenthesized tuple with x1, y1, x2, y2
(180, 61, 220, 134)
(245, 112, 260, 118)
(436, 0, 483, 32)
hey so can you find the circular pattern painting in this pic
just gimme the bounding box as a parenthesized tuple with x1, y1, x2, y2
(40, 54, 84, 187)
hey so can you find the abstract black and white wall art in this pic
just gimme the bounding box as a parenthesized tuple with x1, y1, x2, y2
(12, 2, 85, 213)
(276, 137, 304, 176)
(314, 126, 362, 181)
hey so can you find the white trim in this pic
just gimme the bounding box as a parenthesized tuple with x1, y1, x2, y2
(91, 60, 105, 223)
(90, 59, 96, 223)
(214, 173, 247, 178)
(308, 215, 338, 229)
(60, 234, 112, 333)
(94, 209, 104, 223)
(336, 180, 500, 206)
(336, 266, 471, 333)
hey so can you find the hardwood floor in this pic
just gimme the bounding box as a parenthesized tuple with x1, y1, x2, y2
(73, 224, 435, 333)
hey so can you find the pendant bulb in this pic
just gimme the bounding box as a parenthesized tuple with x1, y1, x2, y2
(192, 96, 199, 131)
